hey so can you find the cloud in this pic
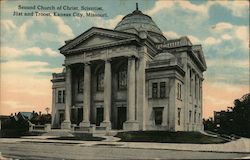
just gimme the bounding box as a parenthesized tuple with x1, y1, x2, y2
(146, 1, 175, 15)
(178, 1, 209, 15)
(1, 47, 59, 59)
(211, 22, 233, 32)
(0, 59, 63, 115)
(44, 48, 58, 57)
(1, 60, 62, 75)
(163, 31, 180, 39)
(18, 20, 33, 41)
(221, 34, 232, 40)
(51, 16, 74, 38)
(0, 19, 16, 31)
(1, 47, 23, 58)
(93, 14, 123, 29)
(211, 22, 249, 50)
(204, 37, 222, 45)
(147, 0, 210, 17)
(234, 26, 249, 50)
(187, 35, 201, 44)
(215, 0, 249, 17)
(26, 47, 42, 56)
(32, 32, 67, 45)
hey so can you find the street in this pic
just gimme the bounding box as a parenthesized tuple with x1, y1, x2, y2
(0, 141, 248, 159)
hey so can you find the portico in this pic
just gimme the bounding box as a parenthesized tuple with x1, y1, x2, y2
(61, 51, 140, 130)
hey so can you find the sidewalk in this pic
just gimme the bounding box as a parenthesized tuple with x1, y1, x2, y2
(0, 136, 249, 154)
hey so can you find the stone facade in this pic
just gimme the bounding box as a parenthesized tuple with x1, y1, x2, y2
(51, 7, 207, 131)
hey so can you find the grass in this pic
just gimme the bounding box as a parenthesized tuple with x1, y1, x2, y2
(115, 131, 229, 144)
(48, 133, 105, 141)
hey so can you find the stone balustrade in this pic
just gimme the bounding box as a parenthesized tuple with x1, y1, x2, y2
(29, 123, 51, 132)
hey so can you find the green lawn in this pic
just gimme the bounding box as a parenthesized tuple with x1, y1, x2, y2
(115, 131, 229, 144)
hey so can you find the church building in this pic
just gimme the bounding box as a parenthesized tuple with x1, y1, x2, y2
(51, 5, 207, 131)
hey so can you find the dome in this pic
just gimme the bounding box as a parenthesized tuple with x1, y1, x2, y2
(114, 4, 166, 43)
(154, 52, 175, 61)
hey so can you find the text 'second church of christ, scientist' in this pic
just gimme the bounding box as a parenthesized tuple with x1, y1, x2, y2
(51, 4, 207, 132)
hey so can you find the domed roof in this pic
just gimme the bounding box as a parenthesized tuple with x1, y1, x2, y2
(154, 52, 175, 61)
(114, 4, 166, 43)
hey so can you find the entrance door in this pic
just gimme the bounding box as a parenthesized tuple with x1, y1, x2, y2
(77, 108, 83, 125)
(59, 111, 65, 126)
(117, 107, 126, 129)
(96, 108, 104, 126)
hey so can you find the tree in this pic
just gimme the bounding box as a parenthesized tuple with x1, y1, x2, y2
(232, 93, 250, 137)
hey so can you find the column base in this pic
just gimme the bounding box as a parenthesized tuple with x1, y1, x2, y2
(79, 121, 90, 127)
(61, 121, 71, 130)
(100, 121, 111, 130)
(123, 121, 139, 131)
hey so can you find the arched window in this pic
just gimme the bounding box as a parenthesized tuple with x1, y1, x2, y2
(118, 66, 127, 90)
(97, 70, 104, 91)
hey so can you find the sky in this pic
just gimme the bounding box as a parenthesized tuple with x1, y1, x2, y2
(0, 0, 249, 118)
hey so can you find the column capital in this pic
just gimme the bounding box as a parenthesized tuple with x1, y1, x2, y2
(84, 61, 91, 66)
(127, 55, 138, 60)
(65, 65, 71, 69)
(104, 58, 112, 63)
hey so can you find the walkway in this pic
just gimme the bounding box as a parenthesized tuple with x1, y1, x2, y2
(1, 136, 249, 153)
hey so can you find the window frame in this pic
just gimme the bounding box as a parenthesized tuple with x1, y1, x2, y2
(118, 66, 127, 90)
(177, 108, 181, 125)
(57, 90, 62, 103)
(152, 83, 158, 98)
(77, 76, 83, 93)
(62, 90, 65, 103)
(97, 71, 104, 91)
(153, 107, 164, 125)
(160, 82, 166, 98)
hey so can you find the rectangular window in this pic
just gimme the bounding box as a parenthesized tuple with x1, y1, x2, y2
(177, 83, 182, 100)
(178, 108, 181, 125)
(154, 107, 163, 125)
(57, 90, 62, 103)
(62, 90, 65, 103)
(194, 111, 197, 123)
(160, 82, 166, 98)
(152, 83, 158, 98)
(177, 83, 179, 99)
(189, 110, 192, 123)
(180, 83, 181, 99)
(195, 76, 197, 99)
(190, 70, 192, 96)
(199, 80, 202, 100)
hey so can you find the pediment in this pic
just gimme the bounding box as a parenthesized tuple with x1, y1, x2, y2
(74, 34, 122, 49)
(59, 27, 137, 54)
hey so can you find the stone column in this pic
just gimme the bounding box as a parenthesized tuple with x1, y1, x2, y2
(128, 56, 136, 121)
(51, 88, 56, 128)
(100, 59, 112, 129)
(124, 56, 139, 130)
(61, 66, 71, 129)
(80, 62, 91, 127)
